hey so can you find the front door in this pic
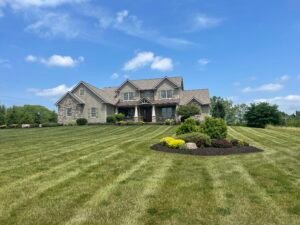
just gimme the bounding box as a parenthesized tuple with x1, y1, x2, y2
(141, 107, 152, 122)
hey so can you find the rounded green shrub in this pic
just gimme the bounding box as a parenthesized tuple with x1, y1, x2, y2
(76, 118, 88, 126)
(177, 132, 211, 147)
(201, 117, 227, 139)
(211, 139, 232, 148)
(106, 116, 116, 123)
(176, 118, 199, 135)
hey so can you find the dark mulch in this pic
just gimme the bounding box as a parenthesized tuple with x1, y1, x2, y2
(151, 143, 263, 156)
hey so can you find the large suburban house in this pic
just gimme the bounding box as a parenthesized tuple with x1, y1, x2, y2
(56, 76, 211, 124)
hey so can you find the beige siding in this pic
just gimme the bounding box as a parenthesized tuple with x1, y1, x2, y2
(155, 80, 179, 100)
(119, 83, 140, 102)
(106, 104, 115, 116)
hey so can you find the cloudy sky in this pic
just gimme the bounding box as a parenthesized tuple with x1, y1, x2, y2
(0, 0, 299, 114)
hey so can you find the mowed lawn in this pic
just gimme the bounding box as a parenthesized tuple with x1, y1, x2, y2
(0, 126, 299, 225)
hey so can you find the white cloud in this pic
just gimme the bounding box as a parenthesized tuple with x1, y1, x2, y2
(25, 55, 37, 62)
(198, 58, 210, 66)
(116, 10, 128, 23)
(279, 75, 290, 82)
(191, 14, 222, 30)
(111, 73, 119, 79)
(25, 12, 80, 39)
(1, 0, 87, 9)
(151, 57, 173, 71)
(0, 58, 11, 68)
(123, 51, 155, 71)
(28, 84, 75, 97)
(254, 95, 300, 114)
(242, 83, 283, 93)
(25, 54, 84, 67)
(123, 51, 174, 71)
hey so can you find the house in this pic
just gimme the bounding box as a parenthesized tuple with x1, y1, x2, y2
(56, 76, 211, 124)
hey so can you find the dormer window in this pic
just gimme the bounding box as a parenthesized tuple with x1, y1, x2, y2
(124, 92, 134, 101)
(79, 88, 85, 96)
(160, 90, 173, 99)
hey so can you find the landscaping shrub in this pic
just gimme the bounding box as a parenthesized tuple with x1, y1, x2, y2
(114, 113, 125, 122)
(106, 113, 125, 123)
(230, 139, 250, 147)
(165, 119, 175, 125)
(76, 118, 88, 126)
(176, 104, 201, 122)
(42, 122, 61, 127)
(160, 137, 185, 149)
(176, 118, 199, 135)
(177, 132, 211, 147)
(106, 116, 116, 123)
(212, 139, 233, 148)
(201, 117, 227, 139)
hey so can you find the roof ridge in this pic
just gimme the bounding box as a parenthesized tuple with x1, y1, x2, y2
(129, 76, 182, 82)
(184, 89, 209, 91)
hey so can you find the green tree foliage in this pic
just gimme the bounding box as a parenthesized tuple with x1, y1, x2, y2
(0, 105, 6, 125)
(211, 97, 226, 119)
(176, 104, 201, 122)
(3, 105, 57, 125)
(244, 102, 282, 128)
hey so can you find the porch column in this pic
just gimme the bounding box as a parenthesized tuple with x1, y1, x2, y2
(134, 105, 138, 122)
(152, 105, 156, 123)
(175, 104, 180, 122)
(115, 107, 118, 114)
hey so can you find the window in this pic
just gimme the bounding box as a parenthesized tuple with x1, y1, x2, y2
(91, 107, 97, 118)
(79, 88, 85, 96)
(124, 92, 134, 101)
(161, 107, 173, 119)
(160, 90, 173, 99)
(66, 108, 72, 117)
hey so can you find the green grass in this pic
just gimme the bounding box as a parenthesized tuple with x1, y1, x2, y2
(0, 125, 299, 225)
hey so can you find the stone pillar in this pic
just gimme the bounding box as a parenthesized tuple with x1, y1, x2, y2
(115, 107, 118, 114)
(152, 105, 156, 123)
(134, 105, 138, 122)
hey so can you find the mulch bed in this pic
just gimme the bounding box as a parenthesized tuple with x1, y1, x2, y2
(151, 143, 263, 156)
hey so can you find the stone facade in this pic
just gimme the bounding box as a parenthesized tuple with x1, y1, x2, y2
(56, 77, 211, 124)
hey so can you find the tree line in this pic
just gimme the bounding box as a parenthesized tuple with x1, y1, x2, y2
(0, 105, 57, 126)
(210, 96, 300, 128)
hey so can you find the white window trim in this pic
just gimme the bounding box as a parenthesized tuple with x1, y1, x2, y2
(160, 90, 174, 99)
(91, 107, 97, 118)
(66, 108, 72, 117)
(79, 88, 85, 96)
(123, 92, 135, 101)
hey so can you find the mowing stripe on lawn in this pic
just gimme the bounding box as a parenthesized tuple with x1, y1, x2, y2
(0, 148, 125, 219)
(64, 157, 150, 225)
(120, 158, 173, 225)
(0, 126, 151, 175)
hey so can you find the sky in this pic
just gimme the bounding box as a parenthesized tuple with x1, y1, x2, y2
(0, 0, 300, 114)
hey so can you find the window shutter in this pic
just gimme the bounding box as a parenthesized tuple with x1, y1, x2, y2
(96, 108, 99, 118)
(88, 108, 90, 118)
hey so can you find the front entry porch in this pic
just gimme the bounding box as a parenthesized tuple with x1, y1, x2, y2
(116, 104, 177, 123)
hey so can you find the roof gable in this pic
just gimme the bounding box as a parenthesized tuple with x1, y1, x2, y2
(55, 92, 84, 106)
(117, 80, 139, 91)
(154, 77, 180, 89)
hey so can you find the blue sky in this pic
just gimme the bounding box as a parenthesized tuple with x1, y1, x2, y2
(0, 0, 300, 114)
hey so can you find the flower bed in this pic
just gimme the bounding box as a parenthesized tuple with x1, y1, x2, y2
(151, 143, 263, 156)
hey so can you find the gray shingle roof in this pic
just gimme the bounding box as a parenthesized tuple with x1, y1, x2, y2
(64, 77, 210, 106)
(128, 76, 182, 90)
(180, 89, 211, 105)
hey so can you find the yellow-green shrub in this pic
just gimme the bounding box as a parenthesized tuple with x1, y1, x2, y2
(160, 137, 185, 149)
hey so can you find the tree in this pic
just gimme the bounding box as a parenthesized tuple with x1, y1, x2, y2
(244, 102, 282, 128)
(20, 112, 34, 124)
(211, 97, 226, 119)
(0, 105, 6, 125)
(6, 106, 20, 125)
(176, 104, 201, 122)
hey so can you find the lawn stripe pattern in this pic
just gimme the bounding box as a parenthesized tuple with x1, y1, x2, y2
(0, 125, 299, 225)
